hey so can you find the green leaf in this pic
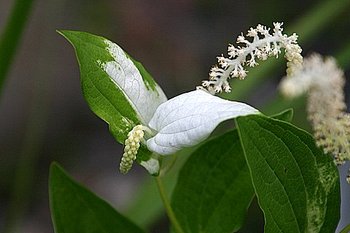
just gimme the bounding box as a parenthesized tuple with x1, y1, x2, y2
(49, 162, 145, 233)
(236, 115, 340, 233)
(269, 108, 293, 122)
(171, 130, 254, 233)
(58, 30, 167, 143)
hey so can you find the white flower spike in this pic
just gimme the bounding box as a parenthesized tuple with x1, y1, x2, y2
(198, 22, 303, 94)
(280, 54, 350, 182)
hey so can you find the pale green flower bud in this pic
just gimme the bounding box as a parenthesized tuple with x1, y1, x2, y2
(120, 125, 146, 174)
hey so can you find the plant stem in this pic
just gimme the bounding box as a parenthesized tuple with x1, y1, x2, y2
(160, 154, 178, 176)
(155, 176, 185, 233)
(340, 224, 350, 233)
(0, 0, 35, 95)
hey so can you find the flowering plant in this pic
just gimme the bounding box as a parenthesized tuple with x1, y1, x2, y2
(49, 23, 349, 233)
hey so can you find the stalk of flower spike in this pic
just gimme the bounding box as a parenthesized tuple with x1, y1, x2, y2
(198, 22, 303, 94)
(280, 54, 350, 182)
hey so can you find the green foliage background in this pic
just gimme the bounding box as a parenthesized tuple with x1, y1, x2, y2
(0, 0, 349, 232)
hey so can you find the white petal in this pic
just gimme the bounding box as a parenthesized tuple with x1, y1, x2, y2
(101, 40, 167, 124)
(146, 90, 259, 155)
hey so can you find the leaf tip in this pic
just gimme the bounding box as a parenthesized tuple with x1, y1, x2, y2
(270, 108, 294, 122)
(49, 161, 60, 174)
(56, 30, 75, 42)
(49, 162, 68, 183)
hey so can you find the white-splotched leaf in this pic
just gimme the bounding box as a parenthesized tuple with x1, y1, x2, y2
(146, 90, 259, 155)
(101, 40, 167, 124)
(58, 30, 167, 144)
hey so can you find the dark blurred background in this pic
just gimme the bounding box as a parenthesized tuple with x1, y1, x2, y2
(0, 0, 349, 232)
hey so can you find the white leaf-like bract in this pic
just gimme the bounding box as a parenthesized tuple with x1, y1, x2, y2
(146, 90, 259, 155)
(101, 40, 167, 124)
(140, 158, 160, 176)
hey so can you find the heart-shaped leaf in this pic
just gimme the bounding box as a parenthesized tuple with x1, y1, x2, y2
(147, 90, 259, 155)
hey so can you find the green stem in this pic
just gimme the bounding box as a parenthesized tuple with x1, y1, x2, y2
(124, 149, 189, 229)
(160, 154, 178, 176)
(0, 0, 35, 95)
(155, 176, 185, 233)
(340, 224, 350, 233)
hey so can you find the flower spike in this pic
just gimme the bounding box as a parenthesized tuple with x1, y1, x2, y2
(280, 54, 350, 182)
(198, 22, 303, 94)
(120, 125, 149, 174)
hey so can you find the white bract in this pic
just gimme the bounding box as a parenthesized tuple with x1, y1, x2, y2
(120, 89, 259, 174)
(146, 90, 259, 155)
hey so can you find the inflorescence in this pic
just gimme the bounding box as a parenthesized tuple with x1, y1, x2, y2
(280, 54, 350, 182)
(119, 23, 350, 182)
(120, 125, 146, 174)
(198, 22, 303, 94)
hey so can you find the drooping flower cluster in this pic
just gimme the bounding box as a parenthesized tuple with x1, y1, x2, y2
(120, 125, 147, 174)
(198, 22, 303, 94)
(280, 54, 350, 182)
